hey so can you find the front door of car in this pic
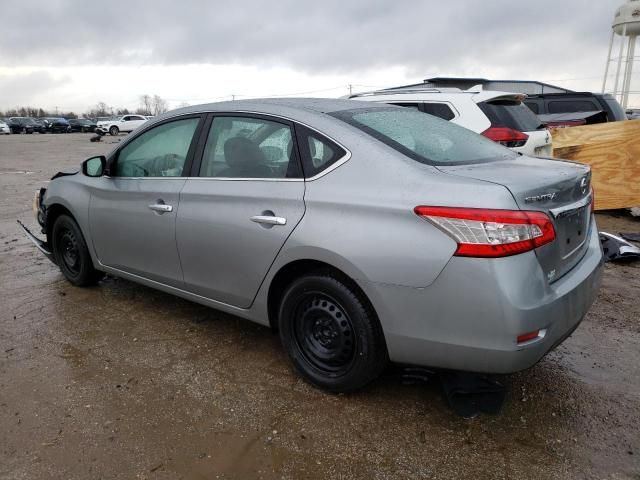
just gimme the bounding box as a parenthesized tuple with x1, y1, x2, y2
(177, 114, 306, 308)
(89, 116, 203, 287)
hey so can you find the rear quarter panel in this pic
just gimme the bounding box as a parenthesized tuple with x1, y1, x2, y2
(270, 127, 521, 289)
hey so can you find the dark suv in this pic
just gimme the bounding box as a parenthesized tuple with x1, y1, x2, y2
(523, 93, 626, 124)
(7, 117, 36, 134)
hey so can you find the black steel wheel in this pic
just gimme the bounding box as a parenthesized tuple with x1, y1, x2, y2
(52, 214, 104, 286)
(293, 292, 357, 374)
(278, 273, 387, 393)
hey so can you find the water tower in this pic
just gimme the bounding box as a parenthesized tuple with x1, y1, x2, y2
(602, 0, 640, 109)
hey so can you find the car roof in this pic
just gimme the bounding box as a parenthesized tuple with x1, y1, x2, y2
(349, 88, 525, 104)
(156, 97, 389, 122)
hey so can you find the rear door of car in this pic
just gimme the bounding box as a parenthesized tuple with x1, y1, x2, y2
(176, 113, 306, 308)
(89, 115, 204, 287)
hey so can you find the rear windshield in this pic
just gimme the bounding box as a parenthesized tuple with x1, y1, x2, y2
(478, 100, 543, 132)
(331, 107, 516, 166)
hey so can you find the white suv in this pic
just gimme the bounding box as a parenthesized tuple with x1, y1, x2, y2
(349, 87, 553, 157)
(97, 115, 151, 136)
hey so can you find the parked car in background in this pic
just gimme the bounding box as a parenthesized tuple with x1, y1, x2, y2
(29, 118, 48, 134)
(0, 119, 10, 135)
(7, 117, 35, 134)
(97, 114, 149, 136)
(43, 117, 71, 133)
(523, 92, 626, 124)
(68, 118, 97, 133)
(20, 99, 602, 393)
(349, 87, 553, 157)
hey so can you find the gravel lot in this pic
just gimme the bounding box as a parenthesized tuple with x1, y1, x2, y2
(1, 134, 639, 480)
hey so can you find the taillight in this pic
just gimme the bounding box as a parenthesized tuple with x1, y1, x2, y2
(481, 126, 529, 148)
(414, 206, 556, 258)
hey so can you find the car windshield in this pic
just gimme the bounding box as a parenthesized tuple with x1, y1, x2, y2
(331, 107, 516, 165)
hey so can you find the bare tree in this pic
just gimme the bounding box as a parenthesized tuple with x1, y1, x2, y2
(152, 95, 168, 116)
(139, 94, 152, 115)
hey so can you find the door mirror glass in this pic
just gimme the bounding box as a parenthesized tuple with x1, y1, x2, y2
(82, 156, 106, 177)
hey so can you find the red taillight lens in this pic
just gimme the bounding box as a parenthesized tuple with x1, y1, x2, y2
(414, 206, 556, 258)
(517, 330, 541, 344)
(481, 126, 529, 148)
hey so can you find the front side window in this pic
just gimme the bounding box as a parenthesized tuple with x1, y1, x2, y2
(114, 117, 200, 177)
(199, 116, 300, 178)
(331, 107, 515, 166)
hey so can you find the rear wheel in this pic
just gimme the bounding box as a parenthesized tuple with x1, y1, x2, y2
(51, 214, 103, 286)
(109, 126, 119, 136)
(278, 273, 387, 393)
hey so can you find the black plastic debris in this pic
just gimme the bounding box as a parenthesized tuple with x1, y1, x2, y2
(620, 232, 640, 243)
(600, 232, 640, 263)
(400, 367, 434, 385)
(439, 372, 507, 418)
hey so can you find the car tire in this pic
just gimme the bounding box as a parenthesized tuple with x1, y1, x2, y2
(51, 214, 104, 287)
(278, 273, 388, 393)
(109, 126, 119, 136)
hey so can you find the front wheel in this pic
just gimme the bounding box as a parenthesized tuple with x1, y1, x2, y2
(278, 273, 387, 393)
(109, 126, 119, 136)
(51, 215, 104, 286)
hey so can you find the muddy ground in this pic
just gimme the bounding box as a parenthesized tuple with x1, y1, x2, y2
(0, 134, 638, 480)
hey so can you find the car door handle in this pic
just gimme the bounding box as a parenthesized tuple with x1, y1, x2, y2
(148, 203, 173, 213)
(250, 215, 287, 226)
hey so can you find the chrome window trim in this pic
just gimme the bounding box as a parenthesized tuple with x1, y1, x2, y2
(113, 109, 353, 182)
(160, 110, 353, 182)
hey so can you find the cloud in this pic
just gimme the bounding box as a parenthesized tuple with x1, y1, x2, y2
(0, 70, 70, 107)
(0, 0, 621, 79)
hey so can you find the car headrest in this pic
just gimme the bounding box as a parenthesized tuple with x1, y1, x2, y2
(223, 137, 265, 168)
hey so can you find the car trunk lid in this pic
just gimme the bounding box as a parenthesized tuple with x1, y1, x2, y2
(436, 156, 592, 282)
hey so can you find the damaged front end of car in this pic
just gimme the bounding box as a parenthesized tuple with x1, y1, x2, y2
(17, 187, 56, 264)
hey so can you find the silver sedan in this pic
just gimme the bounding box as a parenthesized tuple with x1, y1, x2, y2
(21, 98, 603, 392)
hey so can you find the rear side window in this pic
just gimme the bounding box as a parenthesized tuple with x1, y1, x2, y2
(296, 125, 347, 178)
(478, 100, 542, 132)
(548, 100, 600, 114)
(524, 102, 539, 114)
(422, 103, 455, 121)
(199, 116, 301, 179)
(390, 103, 421, 111)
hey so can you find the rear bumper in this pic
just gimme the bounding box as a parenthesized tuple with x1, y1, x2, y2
(367, 220, 603, 373)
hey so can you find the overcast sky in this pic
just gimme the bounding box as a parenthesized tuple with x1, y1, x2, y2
(0, 0, 631, 113)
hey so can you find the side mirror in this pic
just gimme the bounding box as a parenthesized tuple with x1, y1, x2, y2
(82, 156, 106, 177)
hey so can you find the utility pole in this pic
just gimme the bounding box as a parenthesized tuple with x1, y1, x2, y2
(348, 84, 353, 96)
(231, 94, 236, 101)
(54, 106, 59, 115)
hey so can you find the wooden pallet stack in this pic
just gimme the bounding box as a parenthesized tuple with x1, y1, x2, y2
(552, 120, 640, 210)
